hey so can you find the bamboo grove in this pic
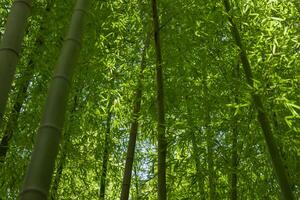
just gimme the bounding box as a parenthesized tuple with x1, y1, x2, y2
(0, 0, 299, 199)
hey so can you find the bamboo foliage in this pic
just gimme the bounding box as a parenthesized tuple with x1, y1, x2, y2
(0, 0, 32, 125)
(19, 0, 89, 199)
(222, 0, 295, 199)
(0, 0, 298, 199)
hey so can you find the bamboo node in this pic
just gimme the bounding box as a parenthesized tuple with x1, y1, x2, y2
(14, 0, 32, 8)
(64, 37, 82, 48)
(39, 123, 62, 134)
(53, 74, 71, 85)
(19, 187, 47, 198)
(74, 8, 88, 15)
(0, 47, 19, 57)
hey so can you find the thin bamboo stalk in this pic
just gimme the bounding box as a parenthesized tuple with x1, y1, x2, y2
(223, 0, 295, 199)
(120, 32, 150, 200)
(151, 0, 167, 199)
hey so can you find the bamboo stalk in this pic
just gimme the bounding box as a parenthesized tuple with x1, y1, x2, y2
(19, 0, 88, 199)
(120, 32, 150, 200)
(223, 0, 295, 199)
(0, 0, 55, 164)
(0, 0, 32, 125)
(151, 0, 167, 199)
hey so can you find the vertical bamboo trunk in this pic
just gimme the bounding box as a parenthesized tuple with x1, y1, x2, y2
(99, 97, 113, 200)
(50, 148, 66, 200)
(191, 130, 206, 198)
(230, 62, 240, 200)
(206, 128, 215, 200)
(0, 0, 55, 164)
(207, 126, 215, 200)
(186, 101, 205, 199)
(202, 66, 216, 200)
(0, 0, 32, 125)
(120, 33, 150, 200)
(19, 0, 88, 199)
(51, 94, 78, 199)
(231, 124, 238, 200)
(151, 0, 167, 199)
(134, 165, 140, 199)
(223, 0, 295, 199)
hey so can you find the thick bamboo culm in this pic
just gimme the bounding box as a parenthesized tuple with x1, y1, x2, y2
(19, 0, 89, 199)
(0, 0, 32, 126)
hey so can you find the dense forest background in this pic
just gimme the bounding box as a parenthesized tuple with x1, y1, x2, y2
(0, 0, 299, 199)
